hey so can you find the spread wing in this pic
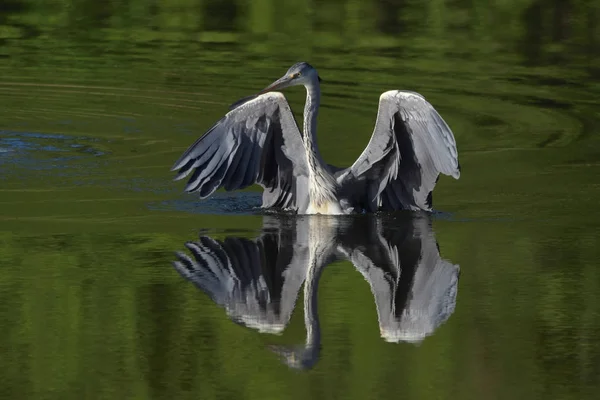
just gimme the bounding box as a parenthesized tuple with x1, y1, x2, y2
(171, 92, 308, 209)
(343, 90, 460, 211)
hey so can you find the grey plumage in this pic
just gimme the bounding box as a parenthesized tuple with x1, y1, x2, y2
(342, 91, 460, 211)
(171, 92, 309, 210)
(172, 63, 460, 214)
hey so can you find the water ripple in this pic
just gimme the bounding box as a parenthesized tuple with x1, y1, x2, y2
(0, 130, 107, 178)
(147, 192, 263, 215)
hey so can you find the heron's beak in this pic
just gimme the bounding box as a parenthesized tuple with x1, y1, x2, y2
(258, 75, 294, 94)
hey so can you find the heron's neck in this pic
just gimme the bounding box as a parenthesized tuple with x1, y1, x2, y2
(303, 81, 338, 205)
(303, 83, 321, 150)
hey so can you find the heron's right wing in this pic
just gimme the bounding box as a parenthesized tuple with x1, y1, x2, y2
(171, 92, 308, 210)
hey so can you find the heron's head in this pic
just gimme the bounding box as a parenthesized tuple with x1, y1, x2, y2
(259, 62, 322, 94)
(229, 62, 322, 110)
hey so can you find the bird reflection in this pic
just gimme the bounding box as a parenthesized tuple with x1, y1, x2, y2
(173, 213, 459, 370)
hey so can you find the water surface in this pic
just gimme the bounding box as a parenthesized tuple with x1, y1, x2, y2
(1, 1, 599, 399)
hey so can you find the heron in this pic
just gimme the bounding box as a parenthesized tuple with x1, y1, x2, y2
(173, 213, 459, 369)
(171, 62, 460, 214)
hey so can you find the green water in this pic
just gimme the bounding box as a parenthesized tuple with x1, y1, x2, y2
(1, 0, 600, 399)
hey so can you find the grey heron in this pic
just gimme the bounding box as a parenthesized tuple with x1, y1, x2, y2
(173, 213, 459, 369)
(171, 62, 461, 215)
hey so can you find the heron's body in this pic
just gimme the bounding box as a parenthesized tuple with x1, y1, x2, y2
(172, 63, 460, 214)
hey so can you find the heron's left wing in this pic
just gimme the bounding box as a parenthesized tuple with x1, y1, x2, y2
(343, 91, 460, 211)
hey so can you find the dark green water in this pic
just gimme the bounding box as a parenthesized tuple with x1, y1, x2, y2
(1, 1, 600, 399)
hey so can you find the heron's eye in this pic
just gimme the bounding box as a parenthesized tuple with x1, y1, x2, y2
(290, 72, 301, 78)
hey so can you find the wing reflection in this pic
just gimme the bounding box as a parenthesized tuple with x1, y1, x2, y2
(173, 213, 459, 369)
(173, 216, 309, 334)
(338, 215, 460, 344)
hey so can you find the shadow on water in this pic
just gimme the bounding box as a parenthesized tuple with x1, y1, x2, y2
(148, 192, 264, 216)
(150, 192, 464, 219)
(172, 212, 459, 370)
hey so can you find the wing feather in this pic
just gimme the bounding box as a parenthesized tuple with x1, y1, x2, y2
(222, 150, 244, 191)
(227, 140, 254, 190)
(243, 142, 261, 187)
(172, 92, 308, 208)
(345, 90, 460, 211)
(191, 144, 232, 192)
(200, 158, 230, 198)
